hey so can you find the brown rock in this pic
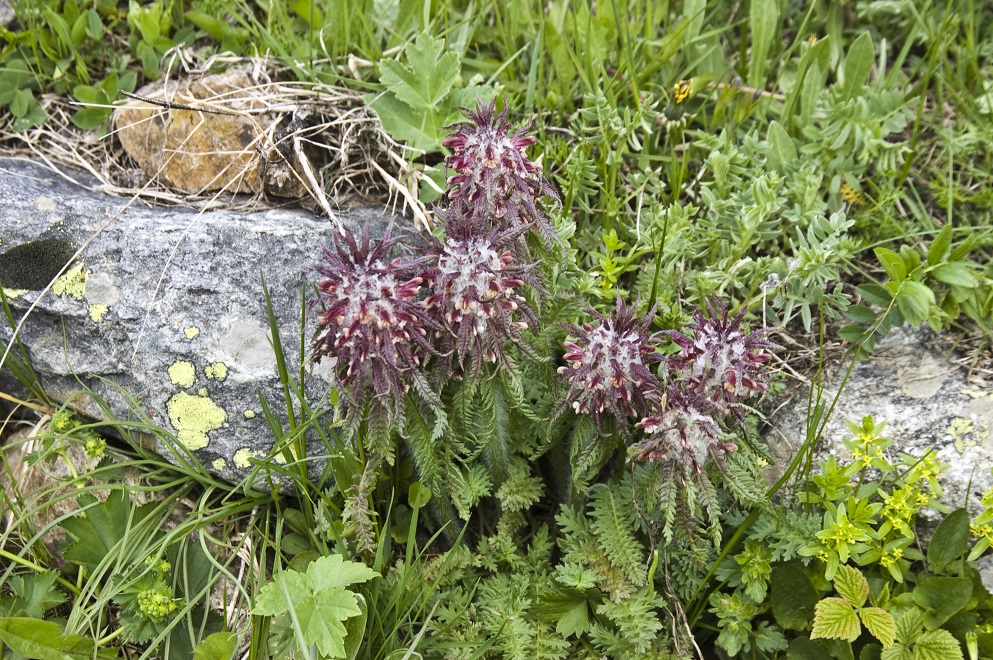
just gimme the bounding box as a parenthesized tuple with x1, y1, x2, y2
(113, 68, 307, 198)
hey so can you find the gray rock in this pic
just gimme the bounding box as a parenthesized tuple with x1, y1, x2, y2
(0, 0, 13, 29)
(0, 157, 400, 485)
(765, 326, 993, 525)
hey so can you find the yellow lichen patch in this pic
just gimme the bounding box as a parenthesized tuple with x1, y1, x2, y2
(53, 263, 87, 300)
(947, 417, 991, 454)
(166, 391, 227, 451)
(272, 452, 287, 465)
(2, 288, 28, 299)
(233, 447, 265, 469)
(212, 458, 227, 471)
(88, 304, 109, 323)
(244, 409, 256, 419)
(197, 387, 208, 397)
(961, 388, 993, 399)
(184, 326, 200, 339)
(205, 362, 228, 382)
(167, 360, 196, 389)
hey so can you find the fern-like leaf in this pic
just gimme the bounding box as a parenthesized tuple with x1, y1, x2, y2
(589, 484, 646, 590)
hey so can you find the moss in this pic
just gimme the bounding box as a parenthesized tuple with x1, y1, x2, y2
(166, 391, 226, 451)
(0, 238, 77, 291)
(167, 360, 196, 389)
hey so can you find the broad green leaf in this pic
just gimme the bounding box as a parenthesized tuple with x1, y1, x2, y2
(307, 554, 379, 592)
(840, 32, 875, 99)
(845, 305, 878, 324)
(71, 106, 111, 130)
(379, 32, 459, 112)
(253, 570, 311, 616)
(748, 0, 779, 88)
(914, 628, 964, 660)
(59, 490, 157, 573)
(771, 565, 818, 630)
(555, 600, 590, 638)
(192, 631, 236, 660)
(767, 121, 797, 173)
(812, 597, 861, 642)
(860, 607, 896, 648)
(896, 281, 935, 327)
(913, 577, 972, 630)
(408, 482, 432, 509)
(85, 9, 103, 39)
(0, 617, 115, 660)
(927, 226, 953, 266)
(875, 248, 906, 282)
(2, 571, 65, 618)
(342, 593, 368, 660)
(834, 564, 869, 608)
(928, 508, 970, 568)
(931, 262, 979, 288)
(788, 636, 833, 659)
(369, 92, 447, 153)
(858, 283, 893, 307)
(894, 608, 924, 644)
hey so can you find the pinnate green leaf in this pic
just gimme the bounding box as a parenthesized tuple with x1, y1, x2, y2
(859, 607, 896, 648)
(834, 564, 869, 608)
(913, 629, 964, 660)
(811, 597, 861, 642)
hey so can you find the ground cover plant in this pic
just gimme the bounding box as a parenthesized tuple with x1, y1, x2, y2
(2, 0, 993, 658)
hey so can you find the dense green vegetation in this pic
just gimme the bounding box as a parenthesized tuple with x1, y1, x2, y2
(2, 0, 993, 658)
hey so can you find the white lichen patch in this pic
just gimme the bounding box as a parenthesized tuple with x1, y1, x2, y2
(244, 409, 256, 419)
(88, 304, 109, 323)
(947, 417, 991, 454)
(212, 458, 227, 471)
(35, 196, 56, 212)
(233, 447, 265, 469)
(166, 391, 227, 451)
(53, 263, 87, 300)
(167, 360, 196, 389)
(205, 362, 228, 381)
(184, 326, 200, 339)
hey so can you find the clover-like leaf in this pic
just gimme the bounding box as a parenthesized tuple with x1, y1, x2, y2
(811, 597, 861, 642)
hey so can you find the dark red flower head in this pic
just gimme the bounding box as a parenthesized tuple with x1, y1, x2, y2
(423, 220, 538, 378)
(443, 100, 560, 247)
(311, 227, 437, 415)
(632, 386, 735, 469)
(663, 298, 776, 416)
(557, 299, 662, 430)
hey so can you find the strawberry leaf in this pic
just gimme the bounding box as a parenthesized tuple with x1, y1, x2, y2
(859, 606, 896, 648)
(811, 597, 861, 642)
(833, 564, 869, 608)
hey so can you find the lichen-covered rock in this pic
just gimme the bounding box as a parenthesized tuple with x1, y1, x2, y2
(0, 157, 397, 485)
(113, 68, 307, 198)
(765, 327, 993, 525)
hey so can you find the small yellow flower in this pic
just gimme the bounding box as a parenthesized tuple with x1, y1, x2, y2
(839, 183, 862, 206)
(673, 79, 692, 104)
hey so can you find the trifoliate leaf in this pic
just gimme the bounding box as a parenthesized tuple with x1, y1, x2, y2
(811, 597, 861, 642)
(859, 607, 896, 648)
(834, 564, 869, 608)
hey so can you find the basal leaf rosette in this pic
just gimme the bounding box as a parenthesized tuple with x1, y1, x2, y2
(443, 100, 560, 246)
(664, 298, 776, 416)
(557, 299, 662, 431)
(311, 227, 437, 417)
(423, 221, 538, 378)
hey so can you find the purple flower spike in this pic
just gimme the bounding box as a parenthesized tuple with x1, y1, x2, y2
(443, 100, 560, 246)
(663, 298, 776, 415)
(557, 299, 662, 430)
(311, 227, 438, 415)
(424, 220, 538, 378)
